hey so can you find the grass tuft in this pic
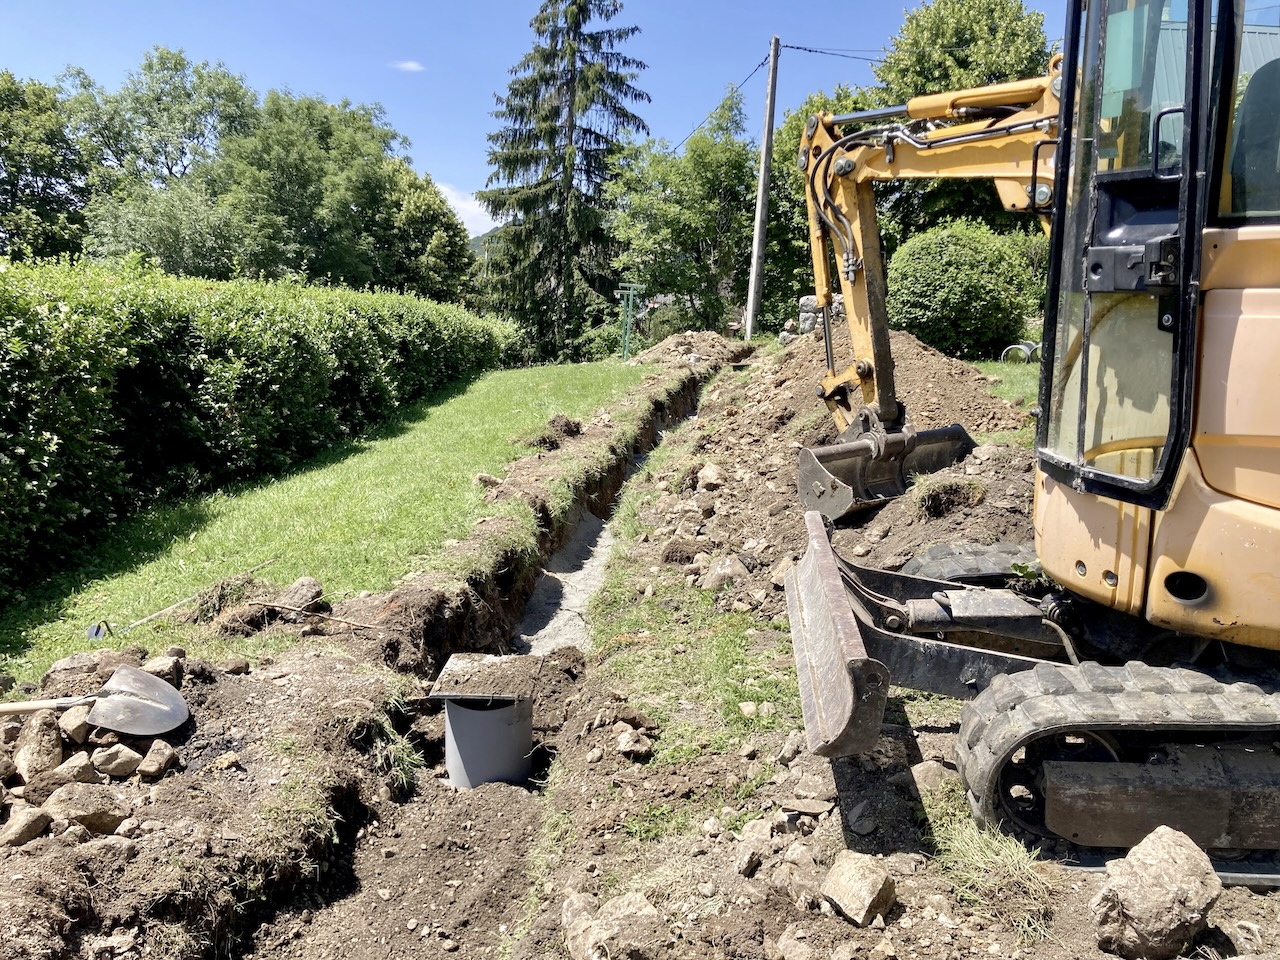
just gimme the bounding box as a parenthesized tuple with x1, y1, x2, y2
(922, 779, 1057, 942)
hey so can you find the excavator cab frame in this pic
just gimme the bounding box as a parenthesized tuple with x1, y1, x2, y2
(1036, 0, 1210, 511)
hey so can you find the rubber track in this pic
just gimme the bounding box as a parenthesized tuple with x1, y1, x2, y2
(956, 661, 1280, 839)
(900, 541, 1038, 584)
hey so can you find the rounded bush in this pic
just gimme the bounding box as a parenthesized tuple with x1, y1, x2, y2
(886, 221, 1033, 359)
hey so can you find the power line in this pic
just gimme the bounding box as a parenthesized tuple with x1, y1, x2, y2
(783, 43, 884, 64)
(669, 53, 771, 154)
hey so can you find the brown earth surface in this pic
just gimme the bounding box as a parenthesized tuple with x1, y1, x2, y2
(3, 326, 1279, 960)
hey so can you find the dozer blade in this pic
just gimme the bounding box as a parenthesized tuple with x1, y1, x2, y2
(798, 423, 976, 521)
(784, 511, 890, 757)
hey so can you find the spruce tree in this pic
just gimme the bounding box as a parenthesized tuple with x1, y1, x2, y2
(480, 0, 649, 358)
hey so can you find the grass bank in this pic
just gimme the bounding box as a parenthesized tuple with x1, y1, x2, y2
(1, 361, 645, 681)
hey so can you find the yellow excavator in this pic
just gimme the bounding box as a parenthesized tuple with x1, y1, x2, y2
(786, 0, 1280, 876)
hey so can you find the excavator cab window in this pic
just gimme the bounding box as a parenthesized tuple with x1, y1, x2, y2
(1038, 0, 1211, 507)
(1218, 1, 1280, 219)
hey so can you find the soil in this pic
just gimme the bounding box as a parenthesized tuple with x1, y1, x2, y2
(3, 324, 1278, 960)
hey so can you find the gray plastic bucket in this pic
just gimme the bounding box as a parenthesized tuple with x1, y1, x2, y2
(443, 697, 534, 788)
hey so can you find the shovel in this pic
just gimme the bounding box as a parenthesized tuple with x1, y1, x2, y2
(0, 665, 190, 736)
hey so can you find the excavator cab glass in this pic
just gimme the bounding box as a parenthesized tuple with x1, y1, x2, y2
(1039, 0, 1211, 506)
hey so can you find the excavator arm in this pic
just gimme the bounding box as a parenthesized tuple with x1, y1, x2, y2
(788, 63, 1063, 758)
(797, 60, 1062, 520)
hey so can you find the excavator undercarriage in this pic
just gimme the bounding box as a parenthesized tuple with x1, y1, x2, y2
(788, 513, 1280, 880)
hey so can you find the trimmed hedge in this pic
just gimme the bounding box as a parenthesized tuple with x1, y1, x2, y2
(0, 259, 520, 593)
(886, 220, 1037, 359)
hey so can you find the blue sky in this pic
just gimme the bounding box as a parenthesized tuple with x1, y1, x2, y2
(0, 0, 1065, 236)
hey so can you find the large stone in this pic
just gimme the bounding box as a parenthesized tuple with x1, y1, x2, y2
(0, 805, 51, 846)
(776, 925, 815, 960)
(563, 890, 669, 960)
(91, 743, 144, 777)
(141, 656, 184, 689)
(821, 850, 897, 926)
(889, 760, 959, 798)
(696, 463, 727, 492)
(43, 782, 132, 835)
(617, 729, 653, 761)
(13, 709, 63, 782)
(59, 705, 92, 744)
(137, 740, 178, 778)
(700, 555, 751, 592)
(272, 576, 326, 622)
(23, 752, 104, 805)
(1090, 826, 1222, 959)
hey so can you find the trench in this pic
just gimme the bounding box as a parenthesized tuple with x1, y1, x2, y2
(231, 351, 747, 960)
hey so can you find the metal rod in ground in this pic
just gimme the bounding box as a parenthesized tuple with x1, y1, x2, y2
(614, 282, 646, 360)
(745, 35, 780, 340)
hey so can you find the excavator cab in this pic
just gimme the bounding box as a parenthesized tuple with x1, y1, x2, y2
(787, 0, 1280, 861)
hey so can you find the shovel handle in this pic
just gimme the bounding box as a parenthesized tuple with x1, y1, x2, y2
(0, 695, 94, 717)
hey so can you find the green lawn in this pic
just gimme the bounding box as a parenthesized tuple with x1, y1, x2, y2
(972, 358, 1040, 447)
(2, 361, 645, 681)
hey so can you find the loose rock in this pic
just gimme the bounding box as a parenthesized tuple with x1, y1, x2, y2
(13, 709, 63, 782)
(821, 850, 897, 927)
(1090, 826, 1222, 959)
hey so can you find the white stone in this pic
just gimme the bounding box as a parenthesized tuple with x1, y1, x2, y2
(821, 850, 897, 927)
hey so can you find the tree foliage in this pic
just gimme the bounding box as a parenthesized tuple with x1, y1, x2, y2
(869, 0, 1051, 245)
(479, 0, 649, 358)
(61, 47, 257, 189)
(872, 0, 1051, 105)
(607, 91, 754, 330)
(0, 71, 87, 258)
(53, 48, 473, 300)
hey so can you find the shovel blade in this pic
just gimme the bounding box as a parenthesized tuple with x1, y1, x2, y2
(785, 511, 889, 757)
(798, 423, 976, 521)
(86, 665, 190, 737)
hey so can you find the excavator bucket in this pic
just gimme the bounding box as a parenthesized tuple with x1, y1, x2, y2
(797, 423, 976, 521)
(784, 511, 890, 757)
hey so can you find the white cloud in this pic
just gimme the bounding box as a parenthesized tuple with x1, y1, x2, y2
(438, 182, 498, 238)
(391, 60, 425, 72)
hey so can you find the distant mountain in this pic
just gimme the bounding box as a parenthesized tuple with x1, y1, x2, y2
(469, 225, 502, 255)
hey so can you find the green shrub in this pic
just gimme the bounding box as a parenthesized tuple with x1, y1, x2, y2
(886, 221, 1033, 359)
(0, 259, 518, 595)
(573, 321, 624, 361)
(1005, 229, 1051, 313)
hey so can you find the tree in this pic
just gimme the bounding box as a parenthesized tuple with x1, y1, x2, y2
(872, 0, 1050, 105)
(380, 162, 474, 303)
(0, 71, 86, 258)
(869, 0, 1051, 246)
(607, 91, 754, 330)
(82, 176, 248, 278)
(61, 47, 257, 189)
(479, 0, 649, 359)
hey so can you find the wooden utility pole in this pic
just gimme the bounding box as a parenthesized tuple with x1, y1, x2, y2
(744, 36, 780, 341)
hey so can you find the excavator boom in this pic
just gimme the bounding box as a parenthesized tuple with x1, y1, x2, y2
(797, 61, 1060, 519)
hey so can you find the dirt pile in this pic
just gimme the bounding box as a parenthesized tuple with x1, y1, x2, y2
(631, 326, 1035, 623)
